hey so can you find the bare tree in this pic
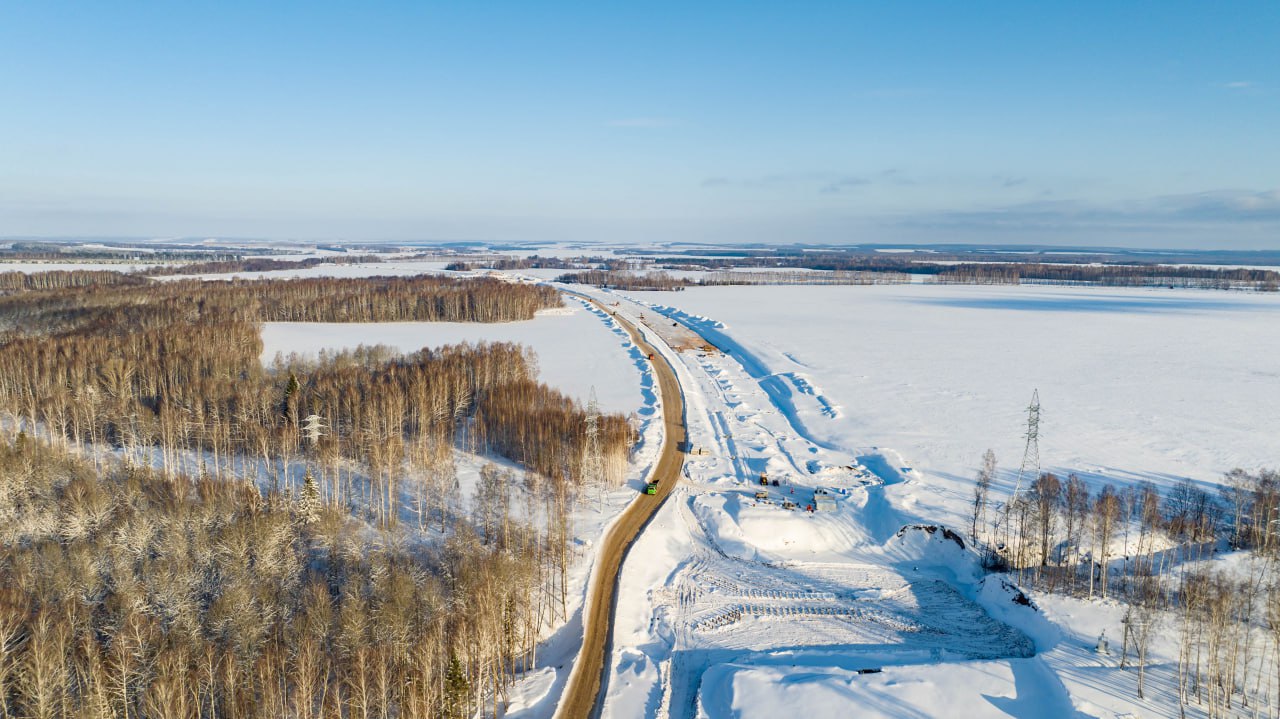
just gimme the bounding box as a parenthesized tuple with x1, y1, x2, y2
(1030, 472, 1062, 571)
(1063, 474, 1088, 590)
(1091, 485, 1121, 599)
(1126, 575, 1162, 700)
(971, 449, 996, 544)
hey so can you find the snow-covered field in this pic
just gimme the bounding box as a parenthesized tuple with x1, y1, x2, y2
(552, 282, 1280, 719)
(626, 284, 1280, 528)
(259, 300, 648, 415)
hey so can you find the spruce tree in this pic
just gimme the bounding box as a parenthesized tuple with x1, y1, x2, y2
(444, 652, 469, 719)
(299, 469, 320, 523)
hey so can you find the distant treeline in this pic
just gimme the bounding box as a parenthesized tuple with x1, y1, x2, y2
(926, 262, 1280, 290)
(637, 245, 1280, 267)
(630, 253, 1280, 291)
(0, 270, 147, 293)
(445, 256, 631, 272)
(649, 253, 928, 274)
(554, 270, 694, 291)
(446, 256, 577, 272)
(555, 268, 915, 290)
(0, 242, 237, 263)
(700, 270, 911, 286)
(0, 275, 561, 337)
(144, 255, 384, 276)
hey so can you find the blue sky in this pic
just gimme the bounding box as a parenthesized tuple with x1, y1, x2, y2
(1, 2, 1277, 247)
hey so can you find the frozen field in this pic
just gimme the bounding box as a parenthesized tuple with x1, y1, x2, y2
(625, 283, 1280, 527)
(260, 299, 648, 416)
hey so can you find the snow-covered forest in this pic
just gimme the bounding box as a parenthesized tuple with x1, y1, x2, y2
(0, 272, 636, 719)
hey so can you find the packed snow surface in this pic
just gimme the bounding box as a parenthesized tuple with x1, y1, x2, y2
(697, 659, 1072, 719)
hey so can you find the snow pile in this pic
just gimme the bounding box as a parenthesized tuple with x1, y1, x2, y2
(880, 524, 975, 574)
(697, 659, 1077, 719)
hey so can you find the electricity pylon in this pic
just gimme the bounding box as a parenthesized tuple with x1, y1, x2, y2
(1010, 389, 1041, 506)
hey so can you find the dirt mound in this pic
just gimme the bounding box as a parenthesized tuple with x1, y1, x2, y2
(895, 524, 966, 550)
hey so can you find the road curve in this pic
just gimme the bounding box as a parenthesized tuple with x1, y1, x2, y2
(555, 296, 688, 719)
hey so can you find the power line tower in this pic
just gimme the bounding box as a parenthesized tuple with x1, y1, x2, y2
(994, 389, 1042, 556)
(302, 414, 326, 448)
(1010, 389, 1041, 507)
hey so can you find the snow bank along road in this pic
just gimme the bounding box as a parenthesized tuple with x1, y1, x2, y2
(555, 295, 690, 719)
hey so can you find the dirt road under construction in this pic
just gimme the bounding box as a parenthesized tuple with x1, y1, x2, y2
(555, 297, 690, 719)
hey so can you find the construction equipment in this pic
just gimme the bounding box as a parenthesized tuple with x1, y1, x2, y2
(684, 443, 708, 456)
(759, 473, 769, 486)
(645, 482, 659, 495)
(813, 488, 836, 512)
(754, 490, 769, 500)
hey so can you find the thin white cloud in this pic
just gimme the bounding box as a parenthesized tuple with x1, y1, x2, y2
(1156, 188, 1280, 219)
(890, 188, 1280, 236)
(820, 177, 870, 194)
(1223, 81, 1257, 90)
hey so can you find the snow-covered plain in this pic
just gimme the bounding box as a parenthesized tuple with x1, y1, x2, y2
(627, 284, 1280, 527)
